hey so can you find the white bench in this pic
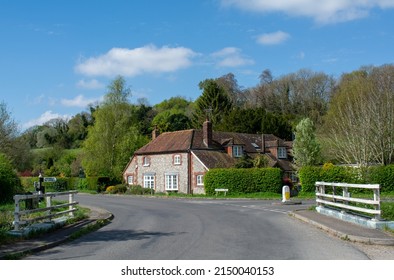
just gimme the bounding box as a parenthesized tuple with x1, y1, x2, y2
(215, 188, 228, 196)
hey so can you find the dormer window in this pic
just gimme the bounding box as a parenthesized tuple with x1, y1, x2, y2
(143, 156, 150, 166)
(173, 155, 181, 165)
(278, 147, 287, 159)
(232, 145, 243, 158)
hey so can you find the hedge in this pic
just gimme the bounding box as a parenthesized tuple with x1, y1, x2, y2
(299, 164, 394, 193)
(19, 176, 110, 193)
(204, 168, 282, 195)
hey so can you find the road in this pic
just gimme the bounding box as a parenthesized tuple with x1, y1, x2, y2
(24, 194, 371, 260)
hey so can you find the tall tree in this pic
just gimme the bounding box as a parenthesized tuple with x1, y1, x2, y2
(192, 79, 233, 129)
(322, 65, 394, 166)
(82, 77, 148, 181)
(293, 118, 321, 168)
(0, 102, 18, 155)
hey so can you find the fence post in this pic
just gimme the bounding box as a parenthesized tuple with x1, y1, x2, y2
(69, 192, 74, 217)
(373, 187, 381, 221)
(46, 195, 52, 222)
(13, 196, 21, 231)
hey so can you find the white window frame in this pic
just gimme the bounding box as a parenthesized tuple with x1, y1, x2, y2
(278, 147, 287, 159)
(165, 173, 178, 191)
(143, 156, 150, 166)
(196, 175, 204, 186)
(127, 175, 134, 185)
(232, 145, 243, 158)
(143, 174, 155, 189)
(174, 155, 181, 165)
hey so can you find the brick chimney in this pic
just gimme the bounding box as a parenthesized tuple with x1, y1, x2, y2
(261, 134, 265, 153)
(152, 126, 159, 140)
(203, 119, 212, 148)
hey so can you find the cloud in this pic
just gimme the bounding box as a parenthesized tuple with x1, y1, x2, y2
(257, 31, 290, 45)
(75, 44, 197, 77)
(76, 79, 105, 89)
(23, 111, 70, 129)
(61, 95, 103, 108)
(221, 0, 394, 24)
(211, 47, 254, 67)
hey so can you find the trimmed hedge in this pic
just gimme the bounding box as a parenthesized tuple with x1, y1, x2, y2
(19, 176, 108, 193)
(299, 164, 394, 193)
(204, 168, 282, 195)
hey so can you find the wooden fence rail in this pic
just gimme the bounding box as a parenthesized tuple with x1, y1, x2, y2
(13, 191, 78, 231)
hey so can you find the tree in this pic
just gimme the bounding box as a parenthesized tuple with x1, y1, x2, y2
(293, 118, 321, 167)
(0, 102, 18, 156)
(322, 65, 394, 166)
(192, 79, 233, 129)
(82, 77, 148, 181)
(0, 153, 22, 203)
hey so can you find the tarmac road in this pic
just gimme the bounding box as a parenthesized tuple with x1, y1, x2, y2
(22, 194, 374, 260)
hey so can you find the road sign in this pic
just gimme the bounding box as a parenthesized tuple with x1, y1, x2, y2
(44, 177, 57, 183)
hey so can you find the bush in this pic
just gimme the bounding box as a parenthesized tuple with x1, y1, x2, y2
(106, 184, 127, 194)
(0, 153, 23, 203)
(298, 166, 321, 193)
(126, 185, 154, 195)
(299, 164, 394, 193)
(204, 168, 282, 195)
(369, 165, 394, 193)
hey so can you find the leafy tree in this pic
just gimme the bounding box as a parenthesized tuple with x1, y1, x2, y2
(0, 153, 22, 203)
(82, 76, 148, 181)
(293, 118, 321, 168)
(0, 102, 18, 156)
(192, 79, 233, 129)
(322, 65, 394, 166)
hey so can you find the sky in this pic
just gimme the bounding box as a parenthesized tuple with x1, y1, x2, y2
(1, 0, 394, 131)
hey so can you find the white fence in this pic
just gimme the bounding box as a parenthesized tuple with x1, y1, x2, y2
(315, 181, 381, 220)
(13, 191, 78, 231)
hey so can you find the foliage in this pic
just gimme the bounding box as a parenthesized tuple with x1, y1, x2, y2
(299, 164, 394, 193)
(0, 153, 23, 203)
(82, 76, 149, 181)
(218, 107, 293, 140)
(369, 165, 394, 192)
(204, 168, 282, 195)
(298, 166, 322, 193)
(293, 118, 321, 168)
(322, 65, 394, 166)
(192, 79, 233, 129)
(106, 184, 127, 194)
(125, 185, 154, 195)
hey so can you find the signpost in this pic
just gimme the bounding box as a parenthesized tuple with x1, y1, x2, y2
(44, 177, 57, 183)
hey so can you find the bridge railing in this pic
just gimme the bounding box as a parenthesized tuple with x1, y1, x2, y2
(13, 191, 78, 231)
(315, 181, 381, 220)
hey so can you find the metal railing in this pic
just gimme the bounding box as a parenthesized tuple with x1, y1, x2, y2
(13, 191, 78, 231)
(315, 181, 381, 220)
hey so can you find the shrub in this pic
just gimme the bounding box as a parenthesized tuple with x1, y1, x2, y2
(204, 168, 282, 195)
(298, 166, 321, 193)
(126, 185, 153, 195)
(0, 153, 23, 203)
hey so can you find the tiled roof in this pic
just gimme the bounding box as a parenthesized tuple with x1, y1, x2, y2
(135, 130, 194, 154)
(133, 128, 293, 171)
(192, 150, 236, 169)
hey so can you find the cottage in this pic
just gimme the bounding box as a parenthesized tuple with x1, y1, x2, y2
(123, 120, 294, 194)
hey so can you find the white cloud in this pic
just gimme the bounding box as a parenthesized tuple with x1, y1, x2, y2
(61, 95, 103, 108)
(23, 111, 70, 130)
(211, 47, 254, 67)
(76, 79, 104, 89)
(75, 44, 197, 77)
(257, 31, 290, 45)
(221, 0, 394, 24)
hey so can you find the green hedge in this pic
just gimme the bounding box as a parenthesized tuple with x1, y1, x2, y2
(19, 176, 105, 193)
(299, 164, 394, 193)
(204, 168, 282, 195)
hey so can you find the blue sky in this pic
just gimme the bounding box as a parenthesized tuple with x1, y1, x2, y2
(1, 0, 394, 131)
